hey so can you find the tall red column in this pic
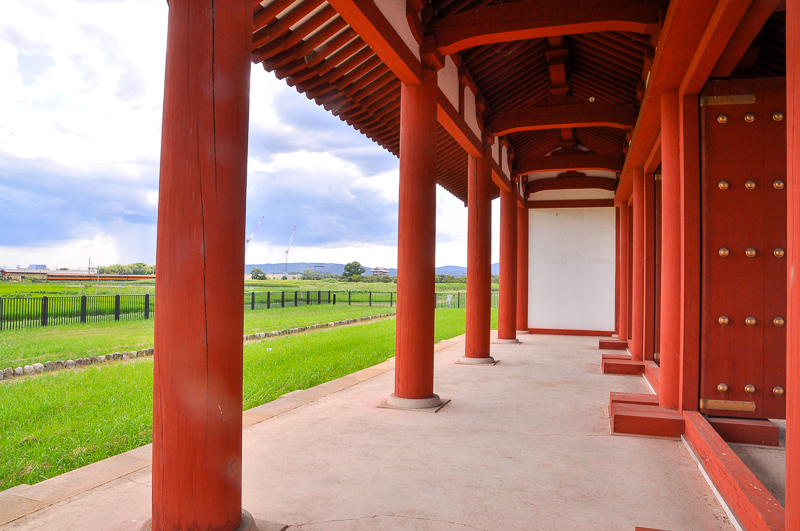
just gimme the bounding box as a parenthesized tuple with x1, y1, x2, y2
(516, 200, 530, 334)
(631, 168, 645, 361)
(497, 188, 519, 342)
(659, 90, 681, 410)
(643, 172, 657, 361)
(617, 202, 630, 342)
(464, 151, 494, 363)
(391, 66, 441, 407)
(151, 0, 251, 529)
(786, 2, 799, 527)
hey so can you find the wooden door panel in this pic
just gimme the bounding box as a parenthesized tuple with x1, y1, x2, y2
(699, 78, 786, 419)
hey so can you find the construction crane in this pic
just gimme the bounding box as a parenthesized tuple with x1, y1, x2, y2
(245, 216, 264, 255)
(285, 225, 295, 273)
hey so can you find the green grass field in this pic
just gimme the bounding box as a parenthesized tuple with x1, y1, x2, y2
(0, 305, 396, 368)
(0, 308, 495, 490)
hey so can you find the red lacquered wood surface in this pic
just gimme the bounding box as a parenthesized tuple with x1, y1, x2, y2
(465, 151, 493, 359)
(395, 67, 438, 399)
(152, 0, 251, 528)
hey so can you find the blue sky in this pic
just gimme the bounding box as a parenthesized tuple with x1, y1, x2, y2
(1, 0, 500, 270)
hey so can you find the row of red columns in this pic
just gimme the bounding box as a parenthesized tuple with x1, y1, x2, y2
(151, 3, 527, 526)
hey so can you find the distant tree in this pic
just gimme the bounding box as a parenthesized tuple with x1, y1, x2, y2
(342, 261, 365, 281)
(302, 268, 316, 280)
(281, 275, 288, 280)
(250, 267, 267, 280)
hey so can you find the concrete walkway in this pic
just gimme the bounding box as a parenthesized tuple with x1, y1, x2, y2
(1, 334, 733, 530)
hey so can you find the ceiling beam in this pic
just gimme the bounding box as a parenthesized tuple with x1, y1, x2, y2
(527, 175, 618, 195)
(430, 0, 667, 55)
(488, 102, 636, 136)
(710, 0, 781, 78)
(517, 153, 623, 175)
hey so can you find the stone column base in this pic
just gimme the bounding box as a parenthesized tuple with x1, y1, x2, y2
(457, 355, 497, 365)
(516, 330, 531, 335)
(142, 510, 262, 531)
(492, 338, 521, 344)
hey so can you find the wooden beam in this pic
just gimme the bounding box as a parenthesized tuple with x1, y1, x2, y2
(679, 0, 753, 96)
(528, 198, 614, 209)
(488, 102, 635, 135)
(616, 0, 718, 200)
(328, 0, 422, 85)
(527, 175, 617, 195)
(710, 0, 781, 78)
(430, 0, 667, 55)
(436, 89, 482, 158)
(517, 153, 623, 174)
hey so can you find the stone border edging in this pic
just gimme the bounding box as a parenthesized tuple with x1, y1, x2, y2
(0, 313, 395, 382)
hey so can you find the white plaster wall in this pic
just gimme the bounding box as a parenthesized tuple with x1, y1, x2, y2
(464, 87, 480, 138)
(440, 56, 459, 110)
(529, 207, 616, 332)
(492, 141, 500, 165)
(501, 145, 509, 177)
(374, 0, 420, 60)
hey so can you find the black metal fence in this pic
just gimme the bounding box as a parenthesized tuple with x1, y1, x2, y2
(0, 290, 498, 330)
(0, 294, 153, 330)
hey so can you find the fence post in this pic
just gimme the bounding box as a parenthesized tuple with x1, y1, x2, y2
(114, 295, 121, 321)
(369, 291, 372, 307)
(251, 291, 255, 310)
(307, 290, 311, 305)
(328, 290, 331, 304)
(41, 296, 49, 326)
(267, 292, 271, 310)
(390, 292, 393, 308)
(317, 290, 321, 304)
(281, 291, 285, 308)
(294, 291, 298, 307)
(144, 294, 149, 320)
(457, 292, 461, 309)
(333, 293, 337, 305)
(0, 298, 3, 330)
(348, 291, 351, 305)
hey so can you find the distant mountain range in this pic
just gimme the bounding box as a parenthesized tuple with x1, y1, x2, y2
(245, 262, 500, 277)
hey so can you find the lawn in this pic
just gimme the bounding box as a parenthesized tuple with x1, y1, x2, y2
(0, 305, 395, 368)
(0, 308, 491, 490)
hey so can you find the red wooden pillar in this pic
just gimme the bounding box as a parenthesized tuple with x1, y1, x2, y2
(516, 200, 529, 334)
(659, 90, 681, 410)
(617, 202, 630, 342)
(151, 0, 251, 529)
(464, 150, 494, 363)
(497, 187, 519, 342)
(631, 168, 645, 361)
(643, 172, 657, 361)
(786, 2, 799, 527)
(391, 65, 441, 407)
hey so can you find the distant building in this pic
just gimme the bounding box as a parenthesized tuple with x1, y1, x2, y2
(371, 267, 389, 277)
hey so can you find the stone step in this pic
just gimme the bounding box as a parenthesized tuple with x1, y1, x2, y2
(602, 358, 644, 375)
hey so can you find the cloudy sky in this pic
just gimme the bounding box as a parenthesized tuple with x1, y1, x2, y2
(1, 0, 501, 270)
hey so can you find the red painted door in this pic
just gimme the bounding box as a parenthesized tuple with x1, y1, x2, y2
(699, 78, 786, 420)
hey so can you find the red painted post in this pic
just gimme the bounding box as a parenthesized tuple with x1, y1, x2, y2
(464, 151, 494, 362)
(497, 188, 519, 341)
(516, 200, 529, 333)
(786, 4, 799, 527)
(659, 90, 681, 410)
(643, 172, 656, 361)
(617, 202, 630, 342)
(392, 65, 441, 406)
(631, 168, 645, 361)
(151, 0, 251, 528)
